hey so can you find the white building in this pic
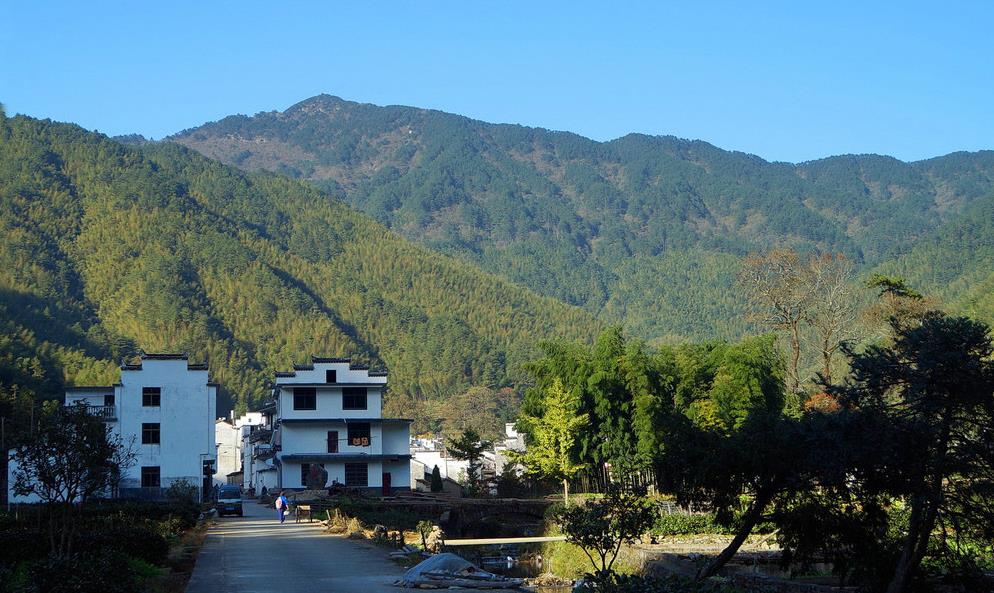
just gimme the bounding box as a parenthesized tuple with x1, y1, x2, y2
(272, 357, 411, 494)
(410, 440, 473, 482)
(8, 353, 217, 503)
(240, 405, 278, 494)
(493, 422, 526, 476)
(215, 411, 265, 485)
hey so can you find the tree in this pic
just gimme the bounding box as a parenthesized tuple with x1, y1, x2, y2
(12, 403, 134, 557)
(438, 385, 519, 441)
(739, 250, 817, 398)
(516, 378, 589, 504)
(863, 274, 934, 338)
(430, 464, 443, 492)
(416, 519, 435, 551)
(658, 335, 796, 582)
(833, 312, 994, 593)
(806, 253, 859, 383)
(553, 484, 657, 582)
(446, 429, 492, 497)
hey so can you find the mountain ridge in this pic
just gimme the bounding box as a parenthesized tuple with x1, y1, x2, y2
(0, 113, 601, 419)
(169, 94, 994, 342)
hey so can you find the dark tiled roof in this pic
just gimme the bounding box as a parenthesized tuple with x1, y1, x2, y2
(293, 364, 314, 371)
(121, 353, 209, 371)
(272, 383, 385, 388)
(312, 357, 351, 364)
(275, 371, 296, 378)
(349, 363, 369, 370)
(368, 370, 388, 377)
(280, 453, 412, 463)
(279, 417, 413, 424)
(142, 353, 189, 360)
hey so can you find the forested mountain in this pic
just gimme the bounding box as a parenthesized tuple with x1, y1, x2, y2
(872, 188, 994, 327)
(0, 111, 601, 422)
(170, 95, 994, 342)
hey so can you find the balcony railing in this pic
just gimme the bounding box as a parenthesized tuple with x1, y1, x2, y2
(86, 405, 117, 420)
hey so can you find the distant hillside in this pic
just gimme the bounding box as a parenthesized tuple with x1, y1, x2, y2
(170, 95, 994, 341)
(872, 189, 994, 327)
(0, 112, 600, 417)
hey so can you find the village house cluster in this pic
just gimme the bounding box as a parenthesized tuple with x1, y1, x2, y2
(6, 353, 524, 503)
(6, 354, 411, 502)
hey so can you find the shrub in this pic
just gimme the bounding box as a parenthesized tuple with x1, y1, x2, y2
(77, 526, 169, 565)
(0, 528, 49, 564)
(126, 557, 166, 582)
(28, 552, 138, 593)
(576, 573, 770, 592)
(153, 514, 190, 539)
(652, 513, 775, 537)
(553, 485, 657, 578)
(165, 480, 200, 505)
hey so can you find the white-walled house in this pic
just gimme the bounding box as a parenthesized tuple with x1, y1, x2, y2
(272, 357, 411, 494)
(7, 353, 217, 503)
(241, 405, 277, 493)
(215, 411, 265, 485)
(215, 419, 239, 485)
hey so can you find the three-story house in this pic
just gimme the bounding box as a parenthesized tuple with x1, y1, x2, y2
(272, 357, 411, 494)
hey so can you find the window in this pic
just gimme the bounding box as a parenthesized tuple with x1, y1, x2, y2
(347, 423, 370, 447)
(342, 387, 367, 410)
(344, 463, 368, 487)
(142, 387, 160, 407)
(141, 422, 160, 445)
(326, 370, 337, 383)
(293, 387, 316, 410)
(141, 466, 160, 488)
(104, 394, 115, 406)
(327, 431, 339, 453)
(301, 463, 325, 487)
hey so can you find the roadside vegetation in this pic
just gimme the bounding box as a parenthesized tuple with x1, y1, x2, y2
(1, 404, 209, 593)
(514, 274, 994, 592)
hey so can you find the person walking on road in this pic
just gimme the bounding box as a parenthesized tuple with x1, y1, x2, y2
(275, 491, 289, 524)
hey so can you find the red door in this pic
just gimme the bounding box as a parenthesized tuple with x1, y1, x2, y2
(382, 472, 391, 496)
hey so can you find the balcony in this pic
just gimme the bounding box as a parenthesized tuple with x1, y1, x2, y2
(86, 405, 117, 421)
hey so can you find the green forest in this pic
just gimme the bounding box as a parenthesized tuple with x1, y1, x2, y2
(6, 95, 994, 445)
(171, 94, 994, 340)
(0, 110, 601, 434)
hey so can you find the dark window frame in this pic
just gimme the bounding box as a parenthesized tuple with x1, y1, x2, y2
(342, 387, 367, 410)
(326, 370, 337, 383)
(301, 463, 325, 486)
(140, 466, 160, 488)
(344, 463, 368, 487)
(142, 387, 161, 407)
(347, 422, 371, 447)
(327, 430, 339, 453)
(104, 394, 115, 407)
(293, 387, 316, 410)
(141, 422, 160, 445)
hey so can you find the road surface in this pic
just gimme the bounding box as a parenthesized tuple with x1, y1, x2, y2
(186, 500, 406, 593)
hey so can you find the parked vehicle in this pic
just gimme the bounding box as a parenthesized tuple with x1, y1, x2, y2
(216, 485, 243, 517)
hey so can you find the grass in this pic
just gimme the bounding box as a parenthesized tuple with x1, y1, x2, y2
(541, 523, 645, 580)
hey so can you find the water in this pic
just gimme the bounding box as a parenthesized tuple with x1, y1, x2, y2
(460, 544, 573, 591)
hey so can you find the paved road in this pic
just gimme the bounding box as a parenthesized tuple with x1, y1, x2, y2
(186, 500, 406, 593)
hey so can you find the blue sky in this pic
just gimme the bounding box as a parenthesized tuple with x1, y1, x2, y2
(2, 1, 992, 163)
